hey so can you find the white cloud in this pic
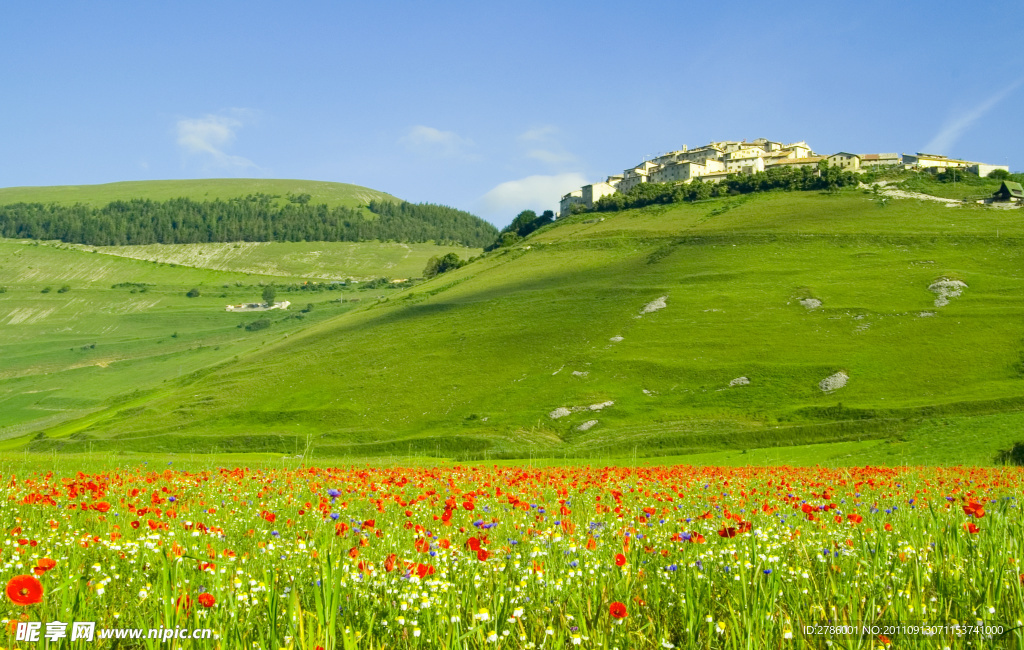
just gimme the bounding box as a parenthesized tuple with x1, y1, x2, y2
(176, 110, 258, 171)
(922, 79, 1024, 154)
(516, 125, 576, 168)
(478, 172, 588, 223)
(400, 125, 473, 156)
(518, 125, 559, 142)
(526, 148, 576, 165)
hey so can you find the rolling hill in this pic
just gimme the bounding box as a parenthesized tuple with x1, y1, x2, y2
(0, 178, 398, 208)
(21, 188, 1024, 464)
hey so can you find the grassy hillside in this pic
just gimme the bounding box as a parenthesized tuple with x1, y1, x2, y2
(0, 237, 478, 441)
(0, 178, 397, 208)
(68, 241, 481, 281)
(24, 188, 1024, 463)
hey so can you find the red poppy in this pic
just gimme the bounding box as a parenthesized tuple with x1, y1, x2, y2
(477, 549, 489, 562)
(463, 501, 475, 511)
(466, 537, 482, 551)
(847, 513, 863, 524)
(883, 523, 893, 532)
(198, 593, 215, 608)
(5, 575, 43, 606)
(586, 537, 597, 550)
(718, 526, 737, 538)
(609, 601, 628, 619)
(384, 554, 397, 572)
(963, 502, 985, 518)
(614, 553, 627, 566)
(415, 563, 435, 579)
(32, 558, 57, 576)
(964, 522, 980, 534)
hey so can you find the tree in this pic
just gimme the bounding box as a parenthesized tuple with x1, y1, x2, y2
(423, 252, 465, 278)
(988, 169, 1011, 180)
(506, 210, 539, 237)
(262, 285, 276, 306)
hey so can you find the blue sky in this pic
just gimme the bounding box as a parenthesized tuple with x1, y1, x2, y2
(2, 1, 1022, 227)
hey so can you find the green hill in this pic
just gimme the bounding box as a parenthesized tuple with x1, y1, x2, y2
(0, 238, 480, 441)
(0, 178, 397, 208)
(15, 189, 1024, 465)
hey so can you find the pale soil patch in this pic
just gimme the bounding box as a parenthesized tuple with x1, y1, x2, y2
(4, 307, 57, 325)
(639, 296, 667, 315)
(928, 279, 967, 307)
(588, 401, 614, 411)
(576, 420, 599, 431)
(571, 370, 589, 377)
(799, 298, 822, 310)
(866, 181, 962, 206)
(819, 371, 848, 393)
(729, 377, 750, 387)
(609, 336, 623, 342)
(548, 407, 571, 419)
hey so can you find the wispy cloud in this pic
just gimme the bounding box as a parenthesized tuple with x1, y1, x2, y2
(526, 149, 576, 165)
(400, 125, 474, 157)
(478, 172, 587, 223)
(518, 125, 559, 142)
(517, 125, 576, 168)
(922, 79, 1024, 154)
(176, 109, 259, 172)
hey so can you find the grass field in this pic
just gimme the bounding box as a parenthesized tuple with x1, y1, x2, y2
(68, 240, 480, 281)
(0, 236, 479, 442)
(13, 188, 1019, 465)
(0, 178, 398, 208)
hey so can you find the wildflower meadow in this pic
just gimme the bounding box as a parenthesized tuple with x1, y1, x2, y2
(1, 463, 1022, 648)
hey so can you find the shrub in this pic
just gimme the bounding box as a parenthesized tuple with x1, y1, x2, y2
(41, 287, 52, 293)
(423, 253, 466, 278)
(245, 319, 271, 331)
(57, 285, 70, 293)
(995, 442, 1024, 466)
(186, 288, 201, 298)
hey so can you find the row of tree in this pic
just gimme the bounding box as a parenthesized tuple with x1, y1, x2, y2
(0, 195, 498, 247)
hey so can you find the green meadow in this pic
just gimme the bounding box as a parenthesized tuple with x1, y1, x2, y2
(0, 237, 479, 443)
(69, 240, 478, 281)
(11, 189, 1019, 465)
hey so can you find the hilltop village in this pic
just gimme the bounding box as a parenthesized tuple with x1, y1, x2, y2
(560, 138, 1011, 216)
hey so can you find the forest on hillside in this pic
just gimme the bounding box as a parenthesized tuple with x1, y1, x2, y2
(0, 194, 498, 247)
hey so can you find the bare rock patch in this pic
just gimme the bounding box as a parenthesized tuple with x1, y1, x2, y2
(640, 296, 667, 315)
(819, 371, 848, 393)
(928, 279, 967, 307)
